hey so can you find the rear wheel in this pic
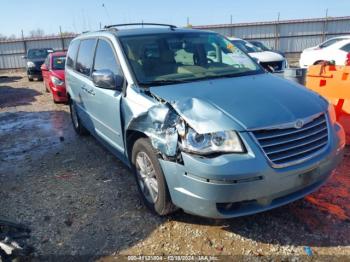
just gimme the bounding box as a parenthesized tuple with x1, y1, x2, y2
(69, 99, 88, 136)
(28, 76, 33, 82)
(131, 138, 176, 216)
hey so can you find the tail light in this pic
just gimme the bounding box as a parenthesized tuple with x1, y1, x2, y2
(346, 53, 350, 66)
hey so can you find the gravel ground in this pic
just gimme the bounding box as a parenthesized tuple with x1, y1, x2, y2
(0, 71, 349, 261)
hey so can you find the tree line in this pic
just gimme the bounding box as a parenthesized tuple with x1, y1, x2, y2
(0, 28, 75, 40)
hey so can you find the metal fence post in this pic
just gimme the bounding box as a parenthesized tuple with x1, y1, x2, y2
(322, 9, 329, 42)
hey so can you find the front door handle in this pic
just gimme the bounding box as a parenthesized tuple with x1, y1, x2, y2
(81, 85, 95, 96)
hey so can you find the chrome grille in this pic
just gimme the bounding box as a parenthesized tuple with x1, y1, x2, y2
(252, 114, 328, 167)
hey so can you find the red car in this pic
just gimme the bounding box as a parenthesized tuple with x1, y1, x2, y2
(41, 51, 67, 103)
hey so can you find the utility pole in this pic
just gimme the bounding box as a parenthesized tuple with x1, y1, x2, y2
(230, 15, 233, 37)
(21, 30, 27, 59)
(187, 17, 190, 27)
(322, 9, 329, 42)
(275, 12, 280, 50)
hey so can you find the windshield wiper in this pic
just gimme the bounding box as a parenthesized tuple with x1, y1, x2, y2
(190, 73, 242, 81)
(140, 79, 191, 86)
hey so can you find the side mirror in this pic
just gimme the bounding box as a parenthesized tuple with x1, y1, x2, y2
(41, 64, 48, 71)
(92, 69, 124, 90)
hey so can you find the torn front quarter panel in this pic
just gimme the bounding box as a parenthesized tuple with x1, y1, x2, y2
(125, 99, 179, 157)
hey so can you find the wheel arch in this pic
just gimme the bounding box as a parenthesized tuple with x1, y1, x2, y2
(125, 129, 149, 164)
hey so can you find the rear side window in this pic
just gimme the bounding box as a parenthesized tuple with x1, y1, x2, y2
(93, 39, 122, 75)
(66, 40, 80, 68)
(341, 43, 350, 53)
(76, 39, 96, 76)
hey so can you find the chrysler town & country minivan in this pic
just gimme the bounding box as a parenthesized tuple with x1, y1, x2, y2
(65, 23, 345, 218)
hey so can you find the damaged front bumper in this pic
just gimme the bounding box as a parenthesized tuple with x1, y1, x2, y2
(158, 128, 344, 219)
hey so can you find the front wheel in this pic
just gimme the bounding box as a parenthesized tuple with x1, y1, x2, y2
(132, 138, 176, 216)
(69, 99, 89, 136)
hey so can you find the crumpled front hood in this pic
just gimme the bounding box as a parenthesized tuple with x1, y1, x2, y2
(249, 51, 284, 62)
(150, 73, 327, 133)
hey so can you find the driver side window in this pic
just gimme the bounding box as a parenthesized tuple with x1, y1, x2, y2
(93, 39, 122, 76)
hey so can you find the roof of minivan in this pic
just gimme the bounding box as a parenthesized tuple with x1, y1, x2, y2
(77, 27, 215, 39)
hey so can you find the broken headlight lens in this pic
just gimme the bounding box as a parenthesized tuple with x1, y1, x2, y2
(181, 128, 245, 154)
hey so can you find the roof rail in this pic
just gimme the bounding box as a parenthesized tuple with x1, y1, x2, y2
(104, 23, 177, 30)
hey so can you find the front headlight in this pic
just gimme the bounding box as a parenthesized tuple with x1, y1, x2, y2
(181, 128, 245, 155)
(27, 61, 35, 68)
(328, 103, 337, 124)
(50, 76, 64, 86)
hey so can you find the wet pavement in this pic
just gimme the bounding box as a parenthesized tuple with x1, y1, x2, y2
(0, 71, 349, 260)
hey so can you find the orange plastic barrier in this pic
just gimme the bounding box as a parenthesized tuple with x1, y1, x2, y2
(306, 65, 350, 144)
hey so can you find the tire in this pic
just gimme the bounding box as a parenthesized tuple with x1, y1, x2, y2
(69, 99, 89, 136)
(131, 138, 176, 216)
(28, 76, 33, 82)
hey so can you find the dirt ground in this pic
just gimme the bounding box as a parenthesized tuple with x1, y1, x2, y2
(0, 71, 350, 261)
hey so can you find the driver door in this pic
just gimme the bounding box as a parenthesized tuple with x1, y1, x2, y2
(88, 38, 125, 153)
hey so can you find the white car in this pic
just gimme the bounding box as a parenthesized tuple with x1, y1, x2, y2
(229, 37, 287, 73)
(299, 36, 350, 68)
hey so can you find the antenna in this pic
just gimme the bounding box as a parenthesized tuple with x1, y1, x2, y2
(102, 3, 112, 24)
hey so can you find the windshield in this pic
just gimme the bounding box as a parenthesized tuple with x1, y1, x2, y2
(250, 41, 270, 51)
(319, 38, 348, 48)
(52, 56, 66, 70)
(27, 49, 50, 59)
(230, 40, 262, 53)
(120, 32, 263, 86)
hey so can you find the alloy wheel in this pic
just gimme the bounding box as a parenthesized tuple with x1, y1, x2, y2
(135, 151, 159, 204)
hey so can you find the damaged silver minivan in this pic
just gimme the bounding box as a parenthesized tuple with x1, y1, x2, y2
(66, 24, 345, 218)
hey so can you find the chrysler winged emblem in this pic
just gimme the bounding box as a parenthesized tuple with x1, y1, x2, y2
(294, 119, 304, 129)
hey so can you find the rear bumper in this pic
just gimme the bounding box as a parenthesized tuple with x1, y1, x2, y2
(160, 123, 344, 219)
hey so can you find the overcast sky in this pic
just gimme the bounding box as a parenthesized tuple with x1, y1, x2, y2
(1, 0, 349, 37)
